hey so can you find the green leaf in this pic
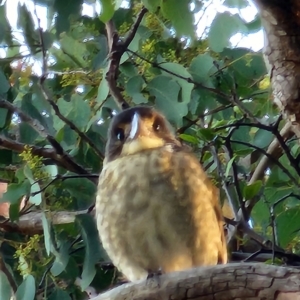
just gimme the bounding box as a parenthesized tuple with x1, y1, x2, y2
(92, 35, 108, 71)
(208, 12, 247, 52)
(16, 275, 35, 300)
(0, 108, 8, 128)
(23, 165, 42, 205)
(0, 69, 10, 94)
(99, 0, 115, 23)
(42, 212, 52, 256)
(243, 180, 262, 200)
(126, 75, 144, 96)
(17, 4, 38, 54)
(147, 75, 187, 126)
(189, 53, 215, 83)
(19, 123, 39, 144)
(0, 271, 12, 300)
(48, 288, 71, 300)
(142, 0, 160, 12)
(69, 94, 91, 131)
(63, 178, 96, 209)
(277, 207, 300, 248)
(161, 0, 194, 37)
(97, 76, 109, 103)
(51, 239, 70, 276)
(76, 214, 101, 290)
(225, 156, 236, 177)
(179, 134, 198, 145)
(253, 129, 273, 149)
(160, 62, 194, 102)
(1, 181, 30, 205)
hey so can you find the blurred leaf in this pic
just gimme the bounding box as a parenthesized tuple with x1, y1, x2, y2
(17, 4, 38, 54)
(0, 69, 10, 94)
(209, 12, 247, 52)
(48, 289, 71, 300)
(253, 129, 273, 149)
(179, 134, 198, 145)
(189, 53, 215, 83)
(99, 0, 115, 22)
(63, 178, 96, 209)
(42, 212, 52, 256)
(243, 180, 262, 200)
(225, 156, 236, 177)
(0, 271, 12, 300)
(76, 214, 101, 290)
(23, 165, 42, 205)
(161, 0, 194, 37)
(148, 75, 187, 126)
(1, 181, 30, 205)
(16, 275, 35, 300)
(277, 207, 300, 248)
(51, 239, 70, 276)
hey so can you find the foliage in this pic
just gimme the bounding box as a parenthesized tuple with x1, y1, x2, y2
(0, 0, 299, 299)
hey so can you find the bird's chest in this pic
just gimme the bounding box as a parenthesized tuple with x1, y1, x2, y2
(97, 149, 175, 218)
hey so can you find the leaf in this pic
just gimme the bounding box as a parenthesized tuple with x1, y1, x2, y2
(243, 180, 262, 200)
(179, 134, 198, 145)
(17, 4, 38, 54)
(50, 239, 70, 276)
(23, 165, 42, 205)
(161, 0, 194, 37)
(189, 53, 215, 83)
(225, 156, 236, 177)
(253, 129, 273, 149)
(92, 35, 108, 71)
(99, 0, 115, 23)
(63, 178, 96, 209)
(0, 69, 10, 94)
(42, 212, 52, 256)
(0, 271, 12, 300)
(148, 77, 187, 127)
(97, 76, 109, 103)
(16, 275, 35, 300)
(1, 181, 30, 205)
(126, 75, 144, 96)
(142, 0, 160, 12)
(0, 108, 8, 128)
(76, 214, 101, 290)
(48, 288, 71, 300)
(160, 62, 194, 102)
(277, 207, 300, 248)
(208, 12, 247, 52)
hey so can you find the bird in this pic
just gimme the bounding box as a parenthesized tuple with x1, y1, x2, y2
(96, 106, 227, 282)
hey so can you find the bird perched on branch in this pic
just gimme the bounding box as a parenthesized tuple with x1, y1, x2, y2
(96, 106, 227, 282)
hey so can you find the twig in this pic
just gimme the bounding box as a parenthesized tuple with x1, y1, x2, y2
(127, 49, 230, 102)
(33, 5, 104, 160)
(0, 136, 90, 176)
(105, 7, 148, 109)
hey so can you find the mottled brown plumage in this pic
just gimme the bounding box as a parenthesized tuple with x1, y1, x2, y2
(96, 106, 227, 281)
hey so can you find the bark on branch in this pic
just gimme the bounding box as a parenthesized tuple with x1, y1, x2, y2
(92, 263, 300, 300)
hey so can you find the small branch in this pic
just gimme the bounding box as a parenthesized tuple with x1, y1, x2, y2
(127, 49, 230, 102)
(34, 7, 104, 160)
(229, 139, 299, 187)
(0, 136, 90, 176)
(105, 7, 148, 109)
(0, 209, 92, 234)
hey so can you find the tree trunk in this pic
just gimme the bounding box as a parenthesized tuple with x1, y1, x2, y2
(92, 263, 300, 300)
(253, 0, 300, 127)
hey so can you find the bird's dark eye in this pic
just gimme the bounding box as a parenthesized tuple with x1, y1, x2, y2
(115, 128, 125, 141)
(153, 120, 161, 132)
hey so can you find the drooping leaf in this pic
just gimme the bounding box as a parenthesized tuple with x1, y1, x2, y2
(15, 275, 35, 300)
(76, 214, 101, 290)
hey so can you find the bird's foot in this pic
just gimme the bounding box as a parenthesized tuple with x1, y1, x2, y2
(146, 268, 164, 287)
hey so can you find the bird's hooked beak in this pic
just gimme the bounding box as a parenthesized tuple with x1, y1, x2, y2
(121, 112, 165, 156)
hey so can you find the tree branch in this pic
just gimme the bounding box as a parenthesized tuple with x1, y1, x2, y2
(105, 8, 148, 109)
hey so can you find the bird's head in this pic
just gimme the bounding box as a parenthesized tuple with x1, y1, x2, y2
(105, 106, 182, 162)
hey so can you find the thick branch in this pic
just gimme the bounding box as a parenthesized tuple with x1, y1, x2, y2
(92, 263, 300, 300)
